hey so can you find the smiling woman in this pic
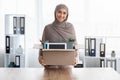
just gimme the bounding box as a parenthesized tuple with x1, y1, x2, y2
(39, 4, 78, 68)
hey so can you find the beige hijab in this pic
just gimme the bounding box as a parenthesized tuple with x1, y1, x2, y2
(42, 4, 77, 45)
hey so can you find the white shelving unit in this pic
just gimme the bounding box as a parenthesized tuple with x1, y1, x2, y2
(4, 14, 25, 68)
(84, 36, 120, 72)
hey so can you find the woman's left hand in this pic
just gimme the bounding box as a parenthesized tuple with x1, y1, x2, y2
(74, 58, 78, 66)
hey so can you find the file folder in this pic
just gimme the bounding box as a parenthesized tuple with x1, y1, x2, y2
(85, 38, 90, 56)
(13, 17, 20, 34)
(15, 55, 20, 67)
(6, 36, 10, 53)
(100, 43, 105, 57)
(100, 59, 105, 67)
(90, 38, 96, 56)
(13, 17, 17, 34)
(20, 17, 25, 34)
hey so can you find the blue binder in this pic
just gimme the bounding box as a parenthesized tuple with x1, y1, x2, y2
(90, 38, 96, 56)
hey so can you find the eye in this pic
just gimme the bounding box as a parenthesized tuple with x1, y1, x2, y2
(58, 11, 62, 13)
(63, 12, 67, 15)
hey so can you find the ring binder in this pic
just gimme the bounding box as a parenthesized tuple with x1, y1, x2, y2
(20, 17, 25, 34)
(100, 59, 105, 67)
(15, 55, 20, 67)
(100, 43, 105, 57)
(6, 36, 10, 53)
(85, 38, 90, 56)
(13, 17, 17, 34)
(90, 38, 96, 56)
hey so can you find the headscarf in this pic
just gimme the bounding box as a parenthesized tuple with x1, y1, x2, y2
(54, 4, 68, 22)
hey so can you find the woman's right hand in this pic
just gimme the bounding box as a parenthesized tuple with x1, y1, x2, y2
(39, 57, 46, 66)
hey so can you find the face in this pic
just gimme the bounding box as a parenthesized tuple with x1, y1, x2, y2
(55, 8, 68, 22)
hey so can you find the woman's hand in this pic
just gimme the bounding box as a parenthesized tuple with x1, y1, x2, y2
(39, 57, 46, 66)
(74, 50, 78, 66)
(74, 57, 78, 66)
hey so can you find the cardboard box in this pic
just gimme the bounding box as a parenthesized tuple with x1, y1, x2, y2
(42, 49, 75, 65)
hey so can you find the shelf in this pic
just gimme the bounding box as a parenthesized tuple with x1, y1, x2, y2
(4, 14, 26, 68)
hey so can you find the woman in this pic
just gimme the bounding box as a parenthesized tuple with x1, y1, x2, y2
(39, 4, 78, 68)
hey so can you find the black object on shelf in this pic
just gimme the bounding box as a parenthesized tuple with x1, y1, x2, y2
(6, 36, 10, 53)
(100, 59, 105, 67)
(74, 64, 83, 68)
(100, 43, 105, 57)
(8, 62, 16, 67)
(15, 55, 20, 67)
